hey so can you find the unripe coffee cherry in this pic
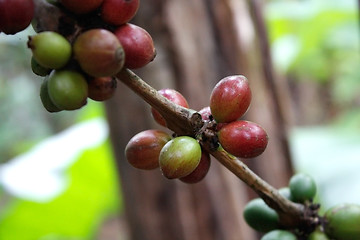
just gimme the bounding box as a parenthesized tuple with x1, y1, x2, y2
(180, 150, 211, 184)
(261, 230, 297, 240)
(31, 57, 51, 77)
(0, 0, 34, 34)
(125, 130, 171, 170)
(114, 23, 156, 69)
(218, 120, 268, 158)
(40, 76, 62, 113)
(47, 70, 88, 110)
(73, 29, 125, 77)
(101, 0, 139, 26)
(324, 203, 360, 240)
(243, 198, 280, 232)
(159, 136, 201, 179)
(308, 230, 330, 240)
(88, 76, 117, 101)
(28, 31, 72, 69)
(289, 173, 317, 203)
(60, 0, 104, 14)
(151, 89, 189, 127)
(278, 187, 293, 201)
(210, 75, 251, 123)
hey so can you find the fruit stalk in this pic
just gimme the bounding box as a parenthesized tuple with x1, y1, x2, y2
(116, 68, 203, 137)
(207, 146, 305, 228)
(32, 0, 309, 229)
(116, 68, 306, 228)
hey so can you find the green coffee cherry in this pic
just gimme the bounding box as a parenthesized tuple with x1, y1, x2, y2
(261, 230, 297, 240)
(278, 187, 293, 201)
(28, 31, 72, 69)
(243, 198, 280, 232)
(159, 136, 201, 179)
(31, 57, 51, 77)
(324, 203, 360, 240)
(289, 173, 317, 203)
(308, 229, 330, 240)
(47, 70, 88, 110)
(40, 76, 62, 113)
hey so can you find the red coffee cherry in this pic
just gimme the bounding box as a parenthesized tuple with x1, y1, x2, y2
(101, 0, 139, 26)
(180, 150, 211, 184)
(125, 130, 171, 170)
(60, 0, 104, 14)
(0, 0, 34, 34)
(88, 76, 117, 101)
(210, 75, 252, 123)
(198, 106, 226, 130)
(151, 88, 189, 127)
(73, 29, 125, 77)
(114, 23, 156, 69)
(198, 106, 212, 121)
(218, 120, 268, 158)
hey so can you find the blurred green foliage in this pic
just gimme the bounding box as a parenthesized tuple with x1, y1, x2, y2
(0, 27, 121, 240)
(0, 140, 120, 240)
(266, 0, 360, 114)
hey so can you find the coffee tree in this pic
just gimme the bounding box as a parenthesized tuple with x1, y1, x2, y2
(1, 0, 359, 239)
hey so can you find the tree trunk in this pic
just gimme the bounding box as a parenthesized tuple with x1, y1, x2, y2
(105, 1, 293, 239)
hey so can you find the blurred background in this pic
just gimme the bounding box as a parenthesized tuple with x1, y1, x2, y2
(0, 0, 359, 239)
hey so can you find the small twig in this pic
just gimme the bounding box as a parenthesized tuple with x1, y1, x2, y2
(116, 69, 203, 137)
(116, 68, 305, 228)
(32, 0, 310, 229)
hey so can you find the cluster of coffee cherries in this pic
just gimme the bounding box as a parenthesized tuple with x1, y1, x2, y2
(244, 172, 360, 240)
(125, 75, 269, 184)
(2, 0, 155, 112)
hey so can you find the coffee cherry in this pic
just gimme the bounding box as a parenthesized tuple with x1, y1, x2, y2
(210, 75, 251, 123)
(278, 187, 293, 201)
(198, 106, 227, 130)
(261, 230, 297, 240)
(60, 0, 104, 14)
(151, 88, 189, 127)
(243, 198, 280, 232)
(308, 230, 330, 240)
(198, 106, 212, 121)
(218, 120, 268, 158)
(114, 23, 156, 69)
(31, 57, 51, 77)
(159, 136, 201, 179)
(88, 76, 117, 101)
(47, 70, 88, 110)
(324, 203, 360, 240)
(289, 173, 317, 203)
(40, 76, 62, 113)
(74, 29, 125, 77)
(101, 0, 139, 26)
(125, 130, 171, 170)
(28, 31, 72, 69)
(0, 0, 34, 34)
(180, 150, 211, 184)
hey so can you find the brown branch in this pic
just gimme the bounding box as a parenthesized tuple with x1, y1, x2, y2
(115, 69, 203, 137)
(115, 68, 306, 228)
(32, 0, 312, 229)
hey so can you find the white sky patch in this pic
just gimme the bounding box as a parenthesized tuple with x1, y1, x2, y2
(0, 118, 109, 202)
(271, 35, 301, 72)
